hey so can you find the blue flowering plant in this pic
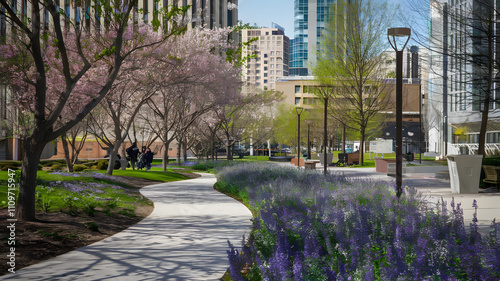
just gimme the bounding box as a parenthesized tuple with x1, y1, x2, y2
(1, 171, 151, 215)
(218, 163, 500, 280)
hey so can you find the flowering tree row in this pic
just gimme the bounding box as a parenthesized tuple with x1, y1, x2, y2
(0, 0, 185, 221)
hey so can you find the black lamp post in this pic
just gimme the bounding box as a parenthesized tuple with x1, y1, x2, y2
(388, 27, 411, 198)
(296, 106, 304, 167)
(305, 119, 311, 160)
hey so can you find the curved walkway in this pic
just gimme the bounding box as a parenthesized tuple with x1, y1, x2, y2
(1, 173, 253, 281)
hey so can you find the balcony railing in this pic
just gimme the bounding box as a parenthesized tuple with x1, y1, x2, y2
(450, 143, 500, 156)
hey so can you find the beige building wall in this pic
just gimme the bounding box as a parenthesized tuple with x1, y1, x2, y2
(242, 27, 289, 91)
(276, 77, 422, 121)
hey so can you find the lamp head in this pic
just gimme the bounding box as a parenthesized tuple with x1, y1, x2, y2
(296, 106, 304, 115)
(387, 27, 411, 51)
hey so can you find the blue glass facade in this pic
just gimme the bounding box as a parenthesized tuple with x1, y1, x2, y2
(289, 0, 334, 76)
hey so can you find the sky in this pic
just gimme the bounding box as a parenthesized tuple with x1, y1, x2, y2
(237, 0, 295, 39)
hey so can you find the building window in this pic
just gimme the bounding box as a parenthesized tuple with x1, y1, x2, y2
(487, 132, 499, 143)
(295, 85, 301, 93)
(295, 97, 301, 105)
(264, 53, 268, 58)
(270, 70, 274, 75)
(264, 79, 268, 84)
(264, 60, 268, 64)
(270, 51, 275, 56)
(264, 73, 268, 77)
(264, 67, 268, 71)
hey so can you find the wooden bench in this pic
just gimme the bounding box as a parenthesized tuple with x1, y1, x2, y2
(304, 160, 320, 169)
(482, 165, 500, 190)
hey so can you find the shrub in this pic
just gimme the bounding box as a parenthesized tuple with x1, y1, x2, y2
(96, 160, 108, 170)
(105, 199, 118, 210)
(118, 209, 136, 217)
(0, 161, 22, 170)
(1, 165, 18, 171)
(51, 164, 64, 171)
(85, 221, 99, 232)
(483, 156, 500, 166)
(73, 164, 86, 172)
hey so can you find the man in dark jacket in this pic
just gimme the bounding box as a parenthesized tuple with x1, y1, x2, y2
(144, 147, 154, 171)
(126, 142, 140, 170)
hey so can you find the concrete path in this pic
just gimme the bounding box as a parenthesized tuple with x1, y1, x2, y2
(1, 173, 252, 281)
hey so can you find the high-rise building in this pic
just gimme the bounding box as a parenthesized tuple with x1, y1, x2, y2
(289, 0, 334, 76)
(242, 25, 290, 90)
(157, 0, 238, 29)
(427, 0, 500, 156)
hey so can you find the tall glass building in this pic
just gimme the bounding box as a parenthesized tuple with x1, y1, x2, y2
(289, 0, 334, 76)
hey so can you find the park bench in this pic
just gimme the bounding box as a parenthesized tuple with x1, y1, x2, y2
(304, 160, 320, 169)
(482, 165, 500, 191)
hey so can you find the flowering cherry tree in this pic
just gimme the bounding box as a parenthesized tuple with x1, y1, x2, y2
(141, 27, 242, 170)
(0, 0, 187, 221)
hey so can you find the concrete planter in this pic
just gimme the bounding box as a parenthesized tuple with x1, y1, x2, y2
(447, 154, 483, 193)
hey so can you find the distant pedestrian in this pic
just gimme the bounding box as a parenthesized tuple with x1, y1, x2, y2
(144, 147, 154, 171)
(126, 142, 140, 170)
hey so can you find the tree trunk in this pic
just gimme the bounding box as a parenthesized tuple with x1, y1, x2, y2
(211, 130, 216, 161)
(163, 142, 170, 171)
(342, 124, 346, 153)
(61, 134, 74, 172)
(177, 140, 182, 165)
(17, 140, 45, 221)
(359, 127, 365, 166)
(478, 8, 494, 157)
(106, 148, 118, 175)
(226, 135, 233, 161)
(183, 137, 188, 161)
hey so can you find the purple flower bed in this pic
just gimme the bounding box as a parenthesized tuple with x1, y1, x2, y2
(219, 164, 500, 280)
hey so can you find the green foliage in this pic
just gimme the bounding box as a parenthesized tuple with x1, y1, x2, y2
(118, 208, 136, 217)
(0, 161, 22, 170)
(36, 192, 52, 212)
(96, 160, 108, 170)
(85, 221, 99, 232)
(37, 229, 63, 240)
(105, 199, 118, 210)
(1, 164, 18, 171)
(82, 201, 97, 216)
(73, 164, 87, 172)
(51, 164, 64, 171)
(483, 156, 500, 166)
(63, 196, 78, 216)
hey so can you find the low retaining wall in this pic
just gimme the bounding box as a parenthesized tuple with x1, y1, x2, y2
(269, 156, 295, 162)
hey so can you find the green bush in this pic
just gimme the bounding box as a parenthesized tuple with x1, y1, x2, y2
(51, 164, 64, 171)
(85, 221, 99, 232)
(73, 164, 86, 172)
(96, 160, 108, 170)
(483, 156, 500, 166)
(1, 165, 18, 171)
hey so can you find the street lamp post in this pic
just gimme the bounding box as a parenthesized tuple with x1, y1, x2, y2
(296, 106, 304, 167)
(305, 119, 311, 160)
(388, 27, 411, 198)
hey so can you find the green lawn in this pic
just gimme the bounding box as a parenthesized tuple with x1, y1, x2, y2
(0, 168, 190, 213)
